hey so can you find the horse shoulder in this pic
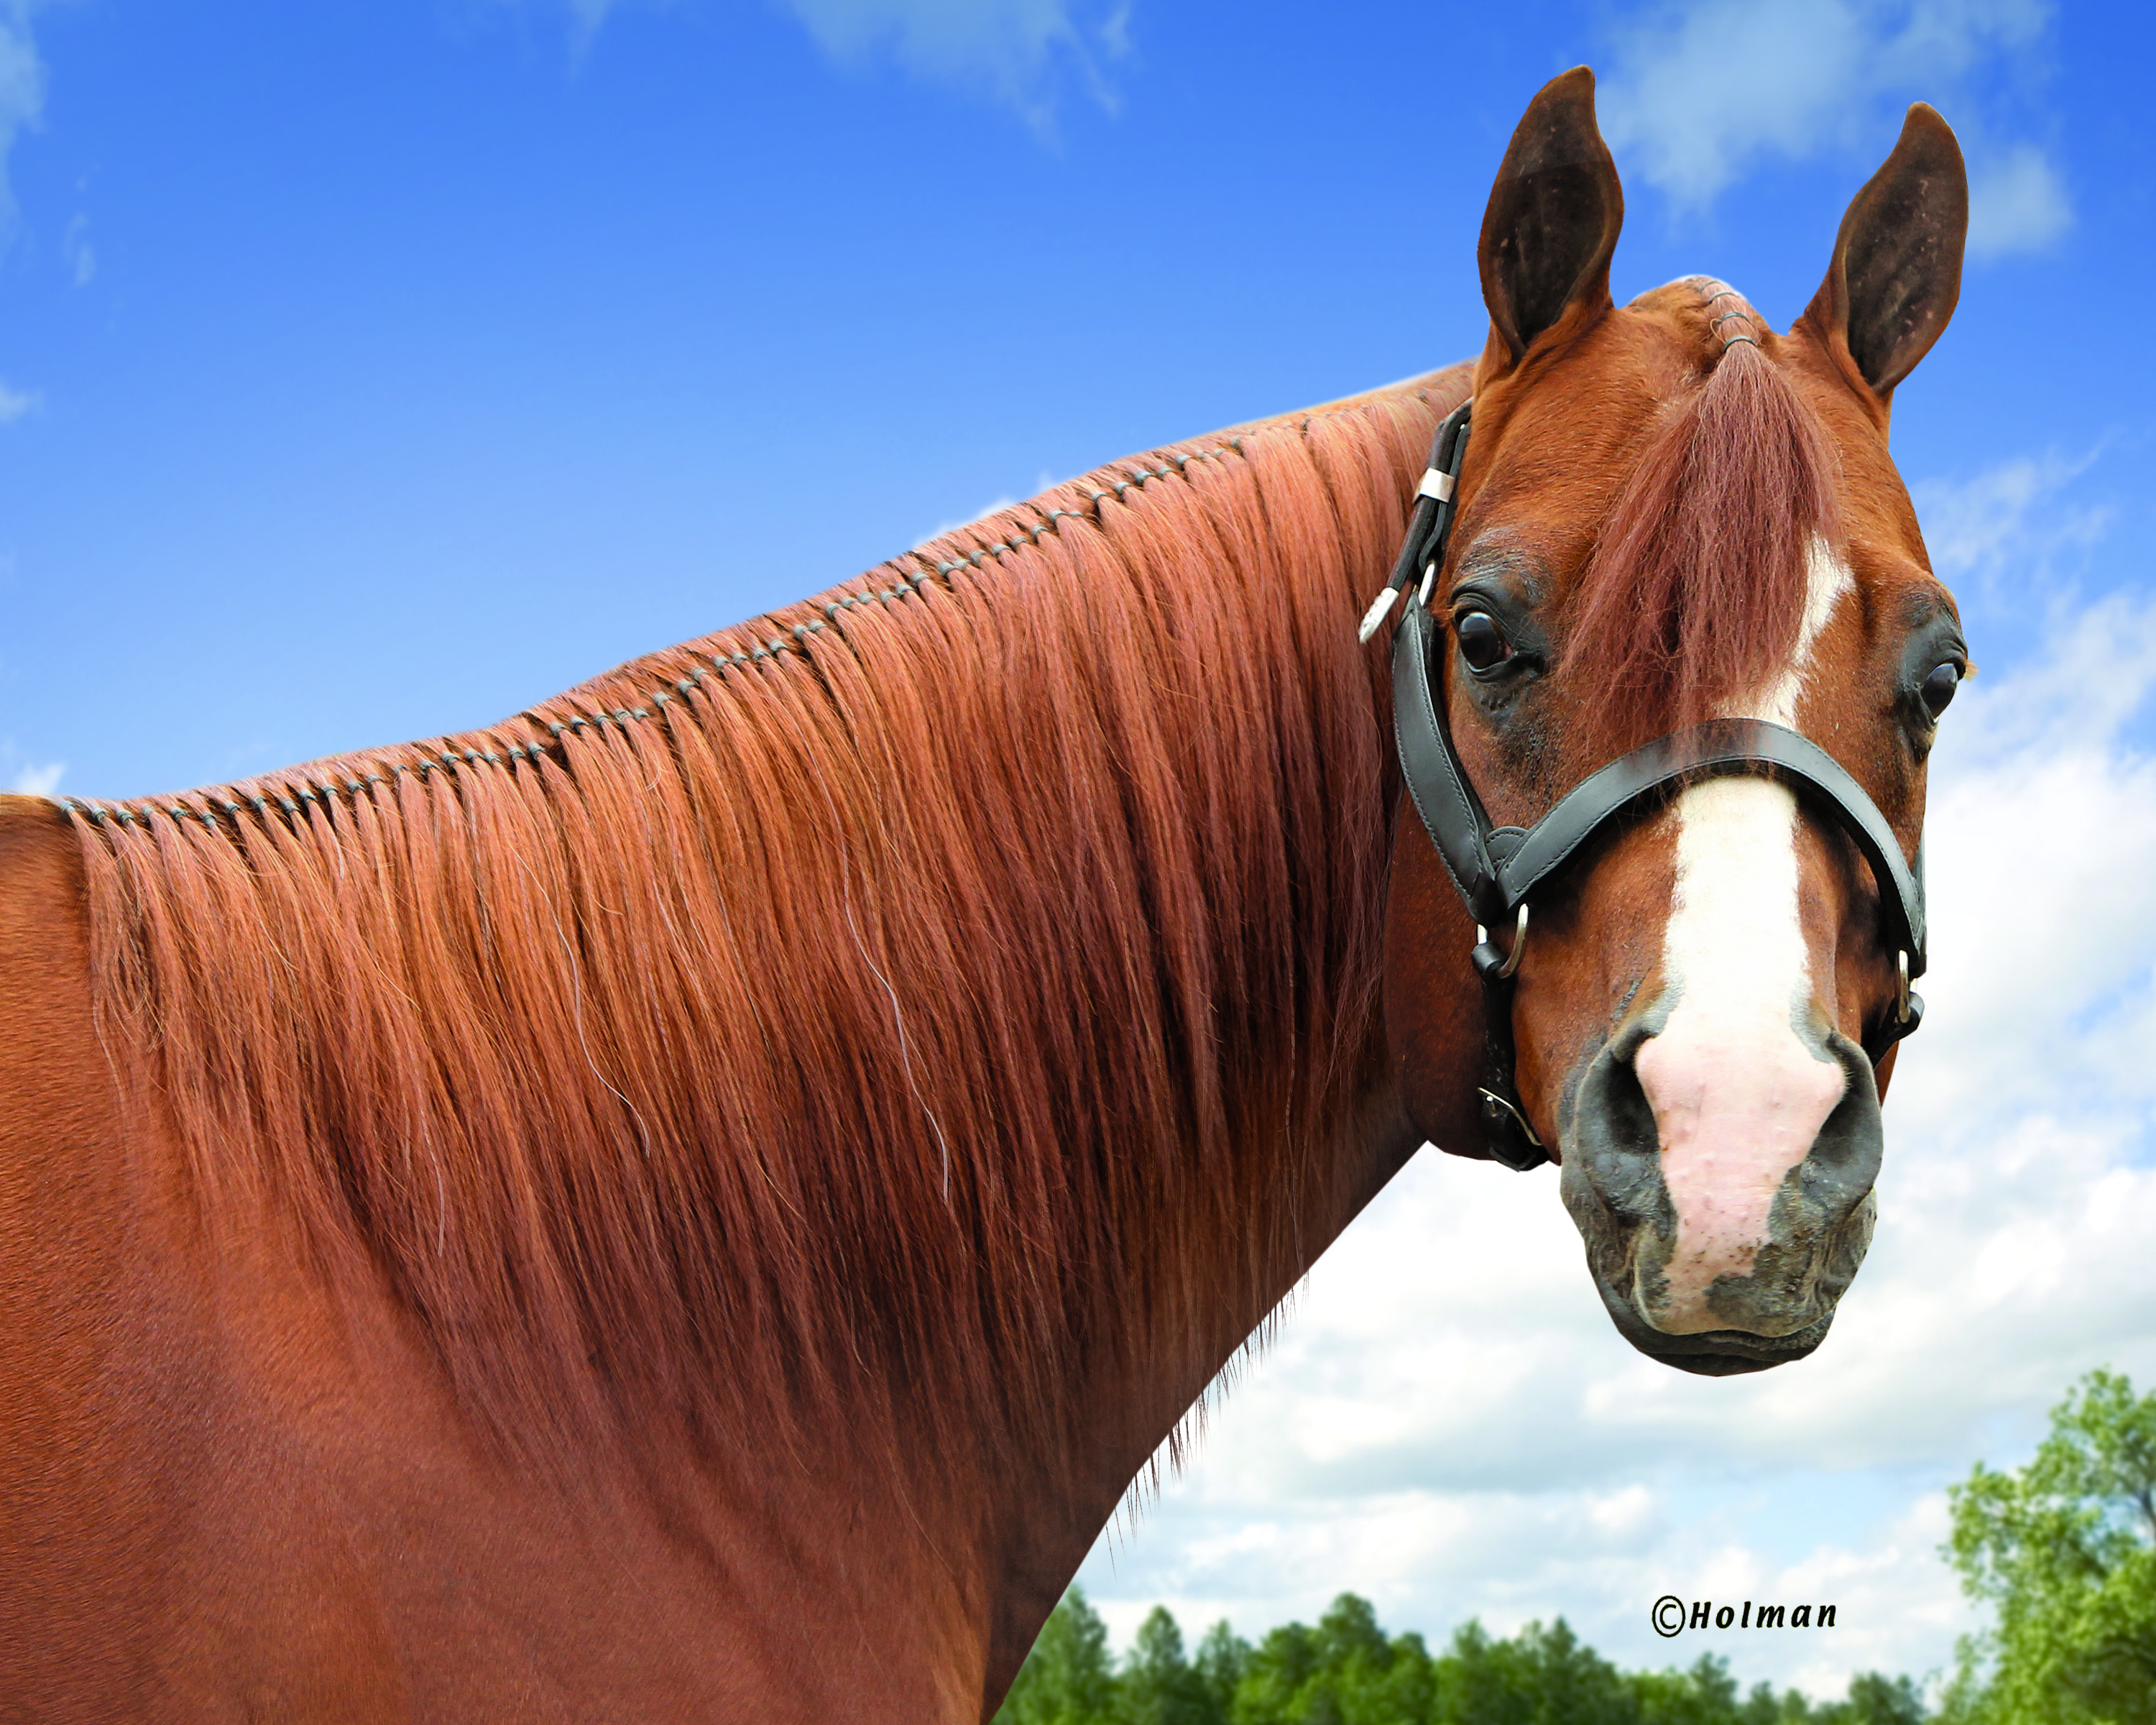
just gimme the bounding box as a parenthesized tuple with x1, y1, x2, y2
(0, 799, 975, 1719)
(0, 799, 403, 1712)
(0, 794, 125, 1340)
(0, 794, 183, 1701)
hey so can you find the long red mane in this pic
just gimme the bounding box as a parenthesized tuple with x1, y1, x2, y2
(65, 369, 1466, 1476)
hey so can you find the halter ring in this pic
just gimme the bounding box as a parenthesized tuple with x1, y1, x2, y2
(1475, 903, 1529, 981)
(1897, 949, 1912, 1024)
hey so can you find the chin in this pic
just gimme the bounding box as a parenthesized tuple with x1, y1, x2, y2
(1594, 1276, 1837, 1376)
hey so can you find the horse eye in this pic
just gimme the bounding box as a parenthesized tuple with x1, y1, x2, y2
(1455, 611, 1514, 673)
(1920, 662, 1961, 719)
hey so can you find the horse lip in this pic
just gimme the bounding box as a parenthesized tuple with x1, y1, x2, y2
(1587, 1257, 1838, 1376)
(1629, 1325, 1832, 1379)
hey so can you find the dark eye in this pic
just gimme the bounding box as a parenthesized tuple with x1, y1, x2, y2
(1455, 610, 1514, 673)
(1920, 662, 1961, 719)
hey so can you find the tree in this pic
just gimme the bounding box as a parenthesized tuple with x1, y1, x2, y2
(1125, 1606, 1225, 1725)
(992, 1586, 1929, 1725)
(1431, 1616, 1640, 1725)
(1627, 1651, 1737, 1725)
(998, 1588, 1118, 1725)
(1945, 1367, 2156, 1724)
(1233, 1593, 1434, 1725)
(1195, 1619, 1253, 1719)
(1828, 1672, 1927, 1725)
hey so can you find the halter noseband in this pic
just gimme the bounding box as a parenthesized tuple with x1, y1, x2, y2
(1374, 399, 1928, 1172)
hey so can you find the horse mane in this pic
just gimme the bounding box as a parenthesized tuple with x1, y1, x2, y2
(1560, 280, 1842, 763)
(64, 367, 1465, 1479)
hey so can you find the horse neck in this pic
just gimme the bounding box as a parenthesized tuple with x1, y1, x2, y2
(791, 392, 1451, 1673)
(66, 371, 1456, 1563)
(494, 380, 1455, 1475)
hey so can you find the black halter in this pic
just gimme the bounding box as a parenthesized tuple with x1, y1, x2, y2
(1376, 400, 1927, 1171)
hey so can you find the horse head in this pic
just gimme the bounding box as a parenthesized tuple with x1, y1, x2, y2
(1384, 68, 1969, 1376)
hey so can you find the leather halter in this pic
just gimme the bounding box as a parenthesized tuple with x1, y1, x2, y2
(1376, 399, 1928, 1171)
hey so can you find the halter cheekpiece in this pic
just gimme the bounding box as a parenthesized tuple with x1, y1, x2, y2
(1375, 398, 1928, 1172)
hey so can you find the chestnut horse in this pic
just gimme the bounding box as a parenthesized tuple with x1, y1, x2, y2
(0, 69, 1967, 1721)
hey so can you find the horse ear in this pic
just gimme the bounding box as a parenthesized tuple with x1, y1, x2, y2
(1478, 66, 1624, 368)
(1801, 104, 1967, 400)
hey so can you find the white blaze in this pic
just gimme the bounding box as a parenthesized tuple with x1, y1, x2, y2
(1631, 540, 1852, 1334)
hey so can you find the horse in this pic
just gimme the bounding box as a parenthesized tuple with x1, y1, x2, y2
(0, 66, 1968, 1721)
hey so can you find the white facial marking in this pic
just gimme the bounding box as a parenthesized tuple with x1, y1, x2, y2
(1760, 539, 1853, 728)
(1632, 539, 1853, 1334)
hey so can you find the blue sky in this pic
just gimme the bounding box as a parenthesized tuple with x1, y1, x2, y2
(5, 0, 2154, 1701)
(3, 0, 2148, 797)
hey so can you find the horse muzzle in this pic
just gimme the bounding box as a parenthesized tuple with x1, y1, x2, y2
(1557, 1000, 1884, 1376)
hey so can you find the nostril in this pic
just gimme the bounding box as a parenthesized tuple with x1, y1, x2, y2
(1809, 1037, 1886, 1172)
(1602, 1038, 1661, 1162)
(1560, 1028, 1671, 1231)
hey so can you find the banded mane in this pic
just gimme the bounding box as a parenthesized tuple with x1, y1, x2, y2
(1562, 278, 1843, 763)
(63, 368, 1468, 1476)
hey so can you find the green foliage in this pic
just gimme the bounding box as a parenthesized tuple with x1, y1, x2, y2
(1831, 1672, 1928, 1725)
(998, 1587, 1118, 1725)
(1432, 1615, 1635, 1724)
(1195, 1619, 1253, 1716)
(1126, 1607, 1222, 1725)
(1943, 1368, 2156, 1724)
(991, 1591, 1923, 1725)
(1233, 1593, 1435, 1725)
(1626, 1650, 1738, 1725)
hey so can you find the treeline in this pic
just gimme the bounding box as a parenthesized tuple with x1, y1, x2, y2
(997, 1368, 2156, 1725)
(992, 1589, 1925, 1725)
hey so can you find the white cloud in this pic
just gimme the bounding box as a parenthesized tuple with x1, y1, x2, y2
(1966, 142, 2073, 258)
(2, 738, 63, 797)
(0, 1, 49, 231)
(8, 758, 61, 796)
(505, 0, 1125, 122)
(919, 494, 1018, 547)
(61, 208, 89, 284)
(1599, 0, 2069, 259)
(1912, 448, 2109, 604)
(477, 0, 674, 58)
(780, 0, 1126, 121)
(0, 377, 39, 420)
(1600, 0, 1879, 209)
(1070, 510, 2156, 1696)
(565, 0, 619, 32)
(917, 471, 1060, 547)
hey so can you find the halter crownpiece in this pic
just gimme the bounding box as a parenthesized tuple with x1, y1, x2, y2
(1378, 397, 1928, 1171)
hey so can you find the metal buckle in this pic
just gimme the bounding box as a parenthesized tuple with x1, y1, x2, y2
(1476, 1087, 1547, 1166)
(1896, 949, 1912, 1024)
